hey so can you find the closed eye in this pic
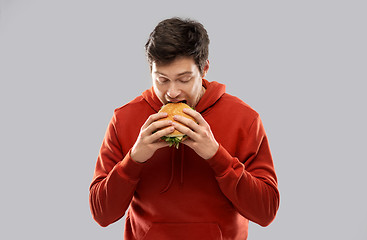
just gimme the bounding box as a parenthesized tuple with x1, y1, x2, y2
(178, 76, 192, 83)
(157, 77, 169, 83)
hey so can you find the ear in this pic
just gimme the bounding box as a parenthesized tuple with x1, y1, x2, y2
(202, 60, 210, 78)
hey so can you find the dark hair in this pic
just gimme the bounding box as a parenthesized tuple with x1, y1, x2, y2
(145, 17, 209, 74)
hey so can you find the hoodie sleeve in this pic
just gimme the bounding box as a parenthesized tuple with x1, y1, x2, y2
(89, 112, 144, 227)
(206, 115, 280, 227)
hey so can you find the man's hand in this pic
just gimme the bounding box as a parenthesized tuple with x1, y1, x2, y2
(131, 112, 174, 163)
(172, 108, 219, 160)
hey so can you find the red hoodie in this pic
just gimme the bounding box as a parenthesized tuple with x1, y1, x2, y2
(89, 79, 279, 240)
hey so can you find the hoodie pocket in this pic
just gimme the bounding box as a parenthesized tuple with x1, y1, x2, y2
(142, 222, 223, 240)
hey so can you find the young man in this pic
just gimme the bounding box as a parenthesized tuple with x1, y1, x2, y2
(89, 17, 279, 240)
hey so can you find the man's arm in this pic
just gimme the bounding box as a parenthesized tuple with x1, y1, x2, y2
(89, 111, 173, 227)
(174, 109, 279, 226)
(207, 115, 279, 226)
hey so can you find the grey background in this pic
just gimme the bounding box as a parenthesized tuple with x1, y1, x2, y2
(1, 0, 366, 239)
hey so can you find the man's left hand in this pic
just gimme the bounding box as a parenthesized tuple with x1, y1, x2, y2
(172, 108, 219, 160)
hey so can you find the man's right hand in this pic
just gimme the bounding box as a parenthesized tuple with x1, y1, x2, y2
(131, 112, 174, 163)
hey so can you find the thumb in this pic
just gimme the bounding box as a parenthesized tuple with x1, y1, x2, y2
(153, 141, 169, 150)
(182, 138, 194, 149)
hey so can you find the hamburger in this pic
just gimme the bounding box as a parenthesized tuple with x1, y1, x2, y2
(158, 102, 196, 149)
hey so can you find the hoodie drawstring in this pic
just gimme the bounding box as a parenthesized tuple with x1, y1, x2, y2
(160, 146, 185, 193)
(180, 147, 184, 185)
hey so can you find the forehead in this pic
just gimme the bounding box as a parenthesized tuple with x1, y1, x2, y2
(152, 57, 198, 76)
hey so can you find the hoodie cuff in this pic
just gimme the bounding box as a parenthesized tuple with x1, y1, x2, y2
(206, 144, 233, 177)
(116, 150, 145, 181)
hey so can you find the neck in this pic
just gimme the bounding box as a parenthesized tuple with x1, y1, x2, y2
(193, 85, 206, 107)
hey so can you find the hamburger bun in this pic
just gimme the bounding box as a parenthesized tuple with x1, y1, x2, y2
(158, 102, 195, 148)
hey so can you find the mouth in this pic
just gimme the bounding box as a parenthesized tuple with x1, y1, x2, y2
(168, 100, 187, 104)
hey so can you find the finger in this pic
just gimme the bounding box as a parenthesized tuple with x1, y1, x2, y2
(141, 112, 168, 130)
(148, 126, 175, 142)
(172, 121, 199, 142)
(145, 119, 173, 135)
(173, 114, 200, 133)
(182, 108, 206, 125)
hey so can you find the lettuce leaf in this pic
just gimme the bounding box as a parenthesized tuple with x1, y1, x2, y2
(161, 135, 185, 149)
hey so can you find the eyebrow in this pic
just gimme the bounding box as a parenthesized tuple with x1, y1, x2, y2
(154, 71, 193, 77)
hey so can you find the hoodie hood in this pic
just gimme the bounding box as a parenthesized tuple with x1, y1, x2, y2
(142, 79, 226, 114)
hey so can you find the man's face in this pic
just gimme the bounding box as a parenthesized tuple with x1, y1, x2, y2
(152, 56, 208, 107)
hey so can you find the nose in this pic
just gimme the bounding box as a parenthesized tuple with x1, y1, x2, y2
(167, 83, 181, 99)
